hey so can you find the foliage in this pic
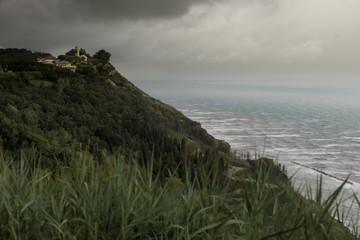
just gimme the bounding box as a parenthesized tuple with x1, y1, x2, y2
(57, 54, 79, 62)
(0, 150, 356, 239)
(56, 77, 71, 94)
(0, 48, 230, 179)
(93, 49, 111, 62)
(0, 48, 41, 64)
(229, 161, 356, 239)
(65, 48, 90, 57)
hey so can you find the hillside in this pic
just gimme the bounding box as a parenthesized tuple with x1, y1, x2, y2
(0, 48, 230, 177)
(0, 48, 357, 239)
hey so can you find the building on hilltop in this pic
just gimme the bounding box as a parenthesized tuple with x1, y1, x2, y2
(75, 46, 88, 63)
(80, 54, 88, 63)
(57, 61, 76, 72)
(75, 46, 80, 57)
(37, 57, 77, 72)
(36, 46, 88, 72)
(37, 57, 59, 65)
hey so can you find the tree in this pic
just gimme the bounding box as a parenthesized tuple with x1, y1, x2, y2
(79, 48, 90, 57)
(65, 49, 76, 56)
(57, 77, 71, 94)
(65, 48, 89, 57)
(93, 49, 111, 62)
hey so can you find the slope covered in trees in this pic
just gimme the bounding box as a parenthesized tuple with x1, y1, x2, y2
(0, 48, 230, 179)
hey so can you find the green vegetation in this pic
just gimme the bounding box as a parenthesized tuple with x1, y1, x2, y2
(0, 48, 357, 239)
(65, 48, 90, 57)
(0, 150, 356, 239)
(0, 48, 229, 181)
(93, 49, 111, 62)
(58, 47, 90, 63)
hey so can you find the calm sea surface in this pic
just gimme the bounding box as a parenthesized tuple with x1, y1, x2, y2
(134, 79, 360, 223)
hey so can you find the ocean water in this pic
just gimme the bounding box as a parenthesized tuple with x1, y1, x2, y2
(134, 79, 360, 224)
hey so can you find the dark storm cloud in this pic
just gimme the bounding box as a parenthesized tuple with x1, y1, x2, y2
(58, 0, 222, 21)
(0, 0, 224, 24)
(0, 0, 224, 44)
(0, 0, 223, 53)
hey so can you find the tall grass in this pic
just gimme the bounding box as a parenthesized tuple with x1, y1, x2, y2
(0, 150, 241, 239)
(0, 150, 357, 239)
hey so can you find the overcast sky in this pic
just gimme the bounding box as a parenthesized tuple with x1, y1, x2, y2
(1, 0, 360, 81)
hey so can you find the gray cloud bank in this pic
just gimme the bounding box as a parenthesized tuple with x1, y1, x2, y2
(0, 0, 221, 22)
(1, 0, 360, 81)
(0, 0, 223, 62)
(59, 0, 221, 20)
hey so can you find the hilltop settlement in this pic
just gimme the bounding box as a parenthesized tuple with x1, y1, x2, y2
(37, 46, 87, 72)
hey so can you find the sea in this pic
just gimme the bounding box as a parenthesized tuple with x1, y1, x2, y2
(134, 78, 360, 226)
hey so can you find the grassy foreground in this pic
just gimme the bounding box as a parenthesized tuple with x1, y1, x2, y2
(0, 150, 357, 239)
